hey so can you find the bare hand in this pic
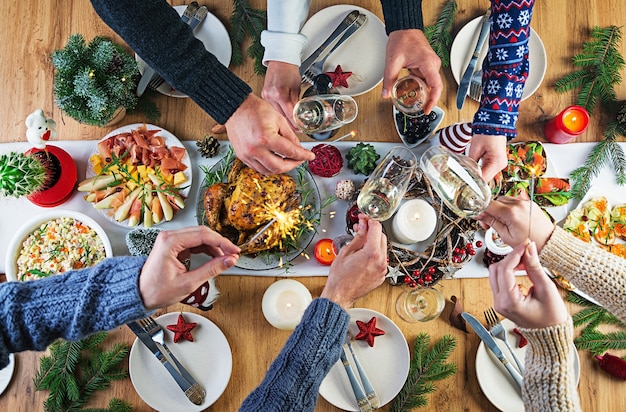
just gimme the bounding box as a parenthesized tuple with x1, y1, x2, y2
(262, 61, 302, 130)
(468, 134, 508, 182)
(225, 94, 315, 175)
(382, 29, 442, 114)
(139, 226, 240, 309)
(489, 241, 569, 328)
(321, 215, 388, 309)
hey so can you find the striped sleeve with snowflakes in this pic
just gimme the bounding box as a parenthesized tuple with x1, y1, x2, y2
(472, 0, 535, 139)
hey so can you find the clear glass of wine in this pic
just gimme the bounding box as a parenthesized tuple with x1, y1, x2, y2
(293, 94, 358, 134)
(357, 146, 417, 221)
(396, 287, 445, 322)
(391, 74, 429, 116)
(419, 145, 492, 218)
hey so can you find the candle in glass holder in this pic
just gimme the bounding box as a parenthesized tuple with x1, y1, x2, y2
(391, 199, 437, 244)
(544, 105, 589, 144)
(262, 279, 312, 330)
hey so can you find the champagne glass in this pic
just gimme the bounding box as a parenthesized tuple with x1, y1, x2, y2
(293, 94, 358, 134)
(357, 146, 417, 221)
(391, 74, 429, 116)
(396, 287, 445, 322)
(420, 145, 492, 218)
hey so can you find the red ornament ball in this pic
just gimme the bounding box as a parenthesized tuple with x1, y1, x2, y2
(308, 144, 343, 177)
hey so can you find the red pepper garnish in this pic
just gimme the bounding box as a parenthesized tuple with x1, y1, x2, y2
(595, 353, 626, 380)
(512, 328, 528, 348)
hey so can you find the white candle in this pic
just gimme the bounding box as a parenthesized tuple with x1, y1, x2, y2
(262, 279, 312, 330)
(391, 199, 437, 244)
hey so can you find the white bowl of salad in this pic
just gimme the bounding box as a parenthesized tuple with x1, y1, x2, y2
(5, 210, 112, 281)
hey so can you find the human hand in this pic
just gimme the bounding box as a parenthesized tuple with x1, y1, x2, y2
(489, 240, 569, 328)
(476, 196, 554, 252)
(468, 134, 508, 182)
(382, 29, 442, 114)
(262, 61, 302, 130)
(321, 215, 388, 309)
(225, 94, 315, 175)
(139, 226, 240, 309)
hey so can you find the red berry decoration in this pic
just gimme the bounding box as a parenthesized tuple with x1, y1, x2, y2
(325, 65, 353, 88)
(354, 316, 385, 347)
(308, 144, 343, 177)
(475, 240, 484, 248)
(167, 313, 197, 343)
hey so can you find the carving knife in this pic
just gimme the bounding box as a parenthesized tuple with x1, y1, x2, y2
(299, 10, 360, 77)
(127, 321, 203, 405)
(456, 10, 491, 110)
(461, 312, 524, 391)
(136, 2, 200, 97)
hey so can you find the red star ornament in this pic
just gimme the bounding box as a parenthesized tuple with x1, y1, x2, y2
(354, 316, 385, 347)
(325, 65, 352, 88)
(167, 313, 198, 343)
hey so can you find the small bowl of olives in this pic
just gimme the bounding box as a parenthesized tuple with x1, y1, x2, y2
(393, 106, 444, 148)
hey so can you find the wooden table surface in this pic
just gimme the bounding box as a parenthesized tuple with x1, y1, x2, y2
(1, 1, 624, 411)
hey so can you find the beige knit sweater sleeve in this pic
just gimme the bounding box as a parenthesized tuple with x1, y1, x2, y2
(519, 319, 581, 412)
(540, 226, 626, 324)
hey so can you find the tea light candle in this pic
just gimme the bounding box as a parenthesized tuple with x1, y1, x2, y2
(262, 279, 312, 330)
(544, 105, 590, 144)
(314, 238, 336, 265)
(391, 199, 437, 244)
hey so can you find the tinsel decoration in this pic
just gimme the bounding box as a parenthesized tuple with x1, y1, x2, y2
(196, 135, 221, 158)
(51, 34, 159, 126)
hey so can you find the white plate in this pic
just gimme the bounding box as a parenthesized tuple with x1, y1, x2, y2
(319, 308, 410, 411)
(136, 5, 232, 98)
(476, 319, 580, 412)
(86, 123, 192, 228)
(129, 312, 232, 411)
(4, 210, 113, 281)
(300, 5, 387, 96)
(0, 354, 15, 396)
(450, 16, 546, 101)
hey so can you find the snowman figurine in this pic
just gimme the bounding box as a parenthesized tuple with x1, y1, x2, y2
(25, 109, 57, 149)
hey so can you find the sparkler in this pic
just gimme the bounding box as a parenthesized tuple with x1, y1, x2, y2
(318, 130, 358, 150)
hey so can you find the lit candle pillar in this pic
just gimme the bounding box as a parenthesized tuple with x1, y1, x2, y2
(391, 199, 437, 244)
(544, 105, 589, 144)
(262, 279, 312, 330)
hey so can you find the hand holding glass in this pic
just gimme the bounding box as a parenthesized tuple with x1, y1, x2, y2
(293, 94, 358, 134)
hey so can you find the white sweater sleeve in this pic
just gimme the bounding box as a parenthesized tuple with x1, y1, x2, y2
(261, 0, 311, 66)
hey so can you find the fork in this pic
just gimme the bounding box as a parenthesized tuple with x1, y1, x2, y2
(138, 317, 206, 404)
(484, 308, 525, 373)
(346, 332, 379, 408)
(468, 70, 482, 101)
(146, 73, 165, 91)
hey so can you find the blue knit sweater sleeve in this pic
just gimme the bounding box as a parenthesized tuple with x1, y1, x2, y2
(0, 256, 149, 369)
(239, 298, 350, 412)
(90, 0, 252, 125)
(472, 0, 535, 139)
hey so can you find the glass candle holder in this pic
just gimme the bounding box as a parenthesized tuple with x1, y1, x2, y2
(544, 105, 589, 144)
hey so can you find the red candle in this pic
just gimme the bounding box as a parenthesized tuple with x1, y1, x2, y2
(544, 105, 589, 144)
(314, 238, 336, 265)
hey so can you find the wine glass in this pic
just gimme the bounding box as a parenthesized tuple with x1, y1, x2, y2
(419, 145, 492, 218)
(357, 146, 417, 221)
(293, 94, 358, 134)
(391, 74, 429, 116)
(396, 287, 445, 322)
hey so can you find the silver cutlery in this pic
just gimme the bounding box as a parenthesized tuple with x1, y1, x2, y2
(302, 13, 367, 84)
(461, 312, 524, 391)
(127, 320, 203, 405)
(345, 332, 379, 408)
(468, 70, 482, 101)
(137, 316, 206, 404)
(299, 10, 360, 77)
(456, 9, 490, 109)
(339, 344, 372, 412)
(484, 308, 525, 374)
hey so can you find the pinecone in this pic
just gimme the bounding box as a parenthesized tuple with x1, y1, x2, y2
(616, 102, 626, 127)
(196, 135, 221, 158)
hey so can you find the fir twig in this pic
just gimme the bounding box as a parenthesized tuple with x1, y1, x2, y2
(575, 329, 626, 356)
(229, 0, 267, 75)
(424, 0, 458, 68)
(391, 334, 457, 412)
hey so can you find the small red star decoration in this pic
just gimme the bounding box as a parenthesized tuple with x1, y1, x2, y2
(354, 316, 385, 347)
(325, 65, 352, 88)
(167, 314, 197, 343)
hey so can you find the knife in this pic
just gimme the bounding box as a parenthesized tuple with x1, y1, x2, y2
(127, 321, 203, 405)
(461, 312, 524, 391)
(340, 346, 372, 412)
(136, 2, 200, 97)
(299, 10, 360, 77)
(456, 10, 491, 110)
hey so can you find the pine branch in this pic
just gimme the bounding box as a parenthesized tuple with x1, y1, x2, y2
(391, 334, 457, 412)
(575, 329, 626, 356)
(424, 1, 458, 68)
(229, 0, 267, 75)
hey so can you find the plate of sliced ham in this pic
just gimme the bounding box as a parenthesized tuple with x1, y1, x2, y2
(80, 124, 191, 228)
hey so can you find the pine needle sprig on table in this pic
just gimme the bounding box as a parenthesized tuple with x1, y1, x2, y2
(391, 333, 457, 412)
(229, 0, 267, 75)
(424, 0, 458, 68)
